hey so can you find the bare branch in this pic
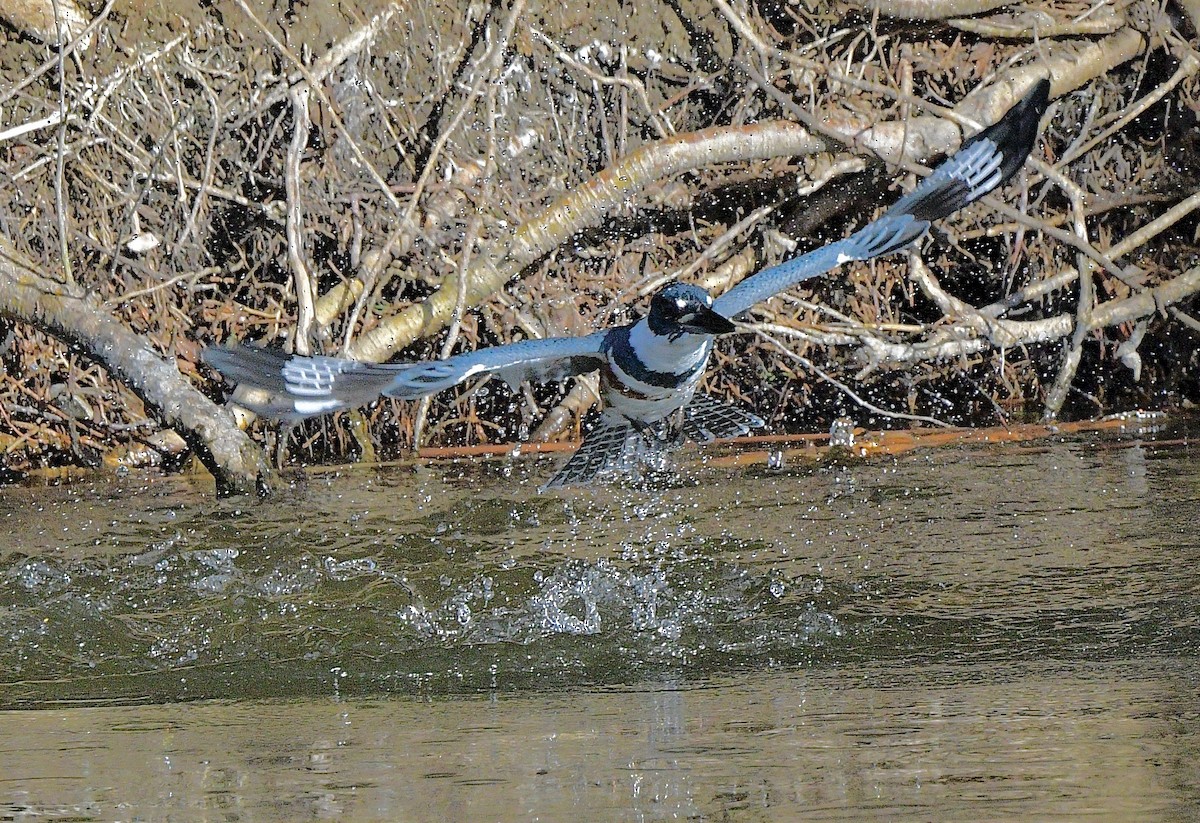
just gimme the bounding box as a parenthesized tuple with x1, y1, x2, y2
(348, 121, 824, 362)
(0, 238, 270, 493)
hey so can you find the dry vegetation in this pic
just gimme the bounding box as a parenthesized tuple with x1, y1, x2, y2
(0, 0, 1197, 485)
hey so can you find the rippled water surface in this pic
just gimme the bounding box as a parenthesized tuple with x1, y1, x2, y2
(2, 417, 1198, 820)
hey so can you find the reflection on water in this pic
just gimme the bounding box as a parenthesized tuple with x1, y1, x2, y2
(1, 417, 1198, 820)
(2, 662, 1197, 820)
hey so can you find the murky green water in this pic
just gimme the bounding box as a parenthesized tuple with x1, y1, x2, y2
(2, 417, 1198, 820)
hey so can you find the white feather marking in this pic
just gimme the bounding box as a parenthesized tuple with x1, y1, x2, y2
(293, 398, 343, 415)
(627, 322, 710, 374)
(287, 380, 334, 397)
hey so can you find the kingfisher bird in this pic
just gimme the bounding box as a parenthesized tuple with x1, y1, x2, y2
(205, 79, 1050, 489)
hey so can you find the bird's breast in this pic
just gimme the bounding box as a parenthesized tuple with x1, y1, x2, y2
(600, 356, 707, 425)
(598, 323, 713, 425)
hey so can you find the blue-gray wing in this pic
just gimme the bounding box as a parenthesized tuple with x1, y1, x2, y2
(380, 331, 610, 399)
(203, 331, 610, 422)
(713, 78, 1050, 320)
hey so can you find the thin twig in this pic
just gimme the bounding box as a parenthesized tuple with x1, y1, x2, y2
(1039, 164, 1096, 420)
(102, 268, 221, 307)
(755, 328, 953, 428)
(0, 112, 66, 143)
(1060, 52, 1199, 167)
(286, 84, 316, 354)
(233, 0, 402, 214)
(174, 53, 223, 252)
(1106, 189, 1200, 260)
(619, 203, 777, 302)
(530, 28, 673, 138)
(411, 216, 482, 450)
(53, 10, 72, 286)
(0, 0, 114, 110)
(347, 0, 529, 348)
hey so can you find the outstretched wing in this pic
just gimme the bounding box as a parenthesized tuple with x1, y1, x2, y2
(203, 345, 405, 422)
(713, 78, 1051, 319)
(382, 331, 610, 399)
(203, 331, 610, 422)
(680, 394, 765, 443)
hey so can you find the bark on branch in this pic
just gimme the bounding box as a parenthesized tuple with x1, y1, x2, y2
(0, 238, 271, 494)
(856, 256, 1200, 375)
(346, 121, 825, 362)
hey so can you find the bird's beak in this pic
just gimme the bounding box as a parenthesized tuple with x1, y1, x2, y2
(680, 305, 737, 335)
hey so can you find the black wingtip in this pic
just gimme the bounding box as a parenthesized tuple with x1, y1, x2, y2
(202, 344, 294, 395)
(894, 77, 1051, 225)
(965, 77, 1051, 186)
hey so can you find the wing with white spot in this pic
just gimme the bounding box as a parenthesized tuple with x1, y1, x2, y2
(203, 331, 610, 422)
(713, 78, 1050, 319)
(203, 345, 404, 422)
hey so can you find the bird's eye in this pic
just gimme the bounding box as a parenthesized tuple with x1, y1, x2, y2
(675, 299, 688, 310)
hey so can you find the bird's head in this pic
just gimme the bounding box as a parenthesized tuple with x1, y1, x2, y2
(647, 283, 736, 337)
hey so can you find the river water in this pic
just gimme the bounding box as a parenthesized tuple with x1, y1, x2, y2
(1, 416, 1197, 820)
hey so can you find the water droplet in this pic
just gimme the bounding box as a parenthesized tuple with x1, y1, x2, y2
(830, 417, 855, 447)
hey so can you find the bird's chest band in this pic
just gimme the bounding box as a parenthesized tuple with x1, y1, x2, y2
(600, 364, 661, 401)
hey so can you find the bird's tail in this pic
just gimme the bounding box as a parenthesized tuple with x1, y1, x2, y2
(542, 397, 764, 490)
(540, 418, 653, 490)
(681, 394, 765, 443)
(202, 345, 404, 423)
